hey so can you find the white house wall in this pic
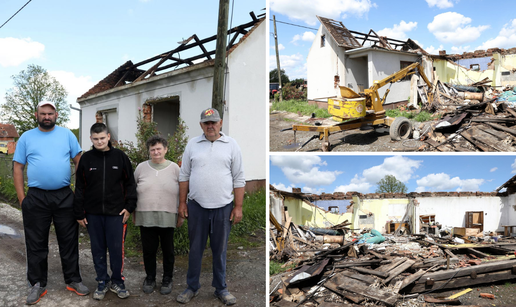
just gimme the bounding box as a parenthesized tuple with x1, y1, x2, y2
(417, 196, 504, 233)
(368, 51, 419, 105)
(225, 20, 266, 181)
(501, 193, 516, 228)
(307, 26, 346, 100)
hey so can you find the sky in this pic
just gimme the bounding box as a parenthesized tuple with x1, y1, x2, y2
(0, 0, 265, 129)
(269, 0, 516, 80)
(270, 154, 516, 194)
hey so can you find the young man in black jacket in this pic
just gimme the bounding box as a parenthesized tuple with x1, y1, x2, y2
(74, 123, 137, 300)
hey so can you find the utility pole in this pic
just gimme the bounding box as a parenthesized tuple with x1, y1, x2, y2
(212, 0, 229, 118)
(273, 15, 283, 102)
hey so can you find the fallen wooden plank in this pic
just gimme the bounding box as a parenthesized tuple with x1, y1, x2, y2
(471, 117, 516, 123)
(338, 275, 398, 306)
(349, 266, 389, 278)
(408, 269, 516, 293)
(368, 250, 388, 260)
(460, 129, 490, 152)
(467, 248, 489, 258)
(339, 270, 376, 285)
(425, 295, 462, 305)
(444, 249, 458, 259)
(334, 260, 382, 268)
(325, 277, 366, 304)
(478, 126, 508, 140)
(469, 126, 505, 151)
(384, 259, 415, 284)
(400, 269, 427, 290)
(414, 259, 516, 283)
(506, 108, 516, 118)
(486, 122, 516, 136)
(376, 257, 406, 273)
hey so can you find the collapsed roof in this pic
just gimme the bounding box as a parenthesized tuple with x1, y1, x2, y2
(317, 15, 427, 55)
(79, 11, 265, 100)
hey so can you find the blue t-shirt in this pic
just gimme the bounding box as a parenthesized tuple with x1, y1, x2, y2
(13, 126, 82, 190)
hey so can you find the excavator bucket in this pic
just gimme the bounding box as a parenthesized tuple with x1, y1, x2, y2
(339, 86, 361, 98)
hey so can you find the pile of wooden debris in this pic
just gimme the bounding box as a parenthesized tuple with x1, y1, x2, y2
(269, 218, 516, 306)
(416, 81, 516, 152)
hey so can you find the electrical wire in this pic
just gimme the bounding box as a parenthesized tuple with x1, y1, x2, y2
(0, 0, 32, 30)
(269, 19, 318, 31)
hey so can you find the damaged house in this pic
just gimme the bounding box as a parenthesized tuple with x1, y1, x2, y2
(433, 47, 516, 89)
(270, 181, 516, 306)
(77, 12, 266, 190)
(307, 16, 433, 108)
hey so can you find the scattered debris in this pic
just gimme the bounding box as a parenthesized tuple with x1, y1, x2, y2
(270, 209, 516, 306)
(415, 82, 516, 152)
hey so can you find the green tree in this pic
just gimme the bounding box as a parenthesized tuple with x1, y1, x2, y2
(269, 68, 290, 84)
(1, 64, 70, 134)
(290, 78, 306, 87)
(70, 128, 79, 142)
(375, 175, 408, 193)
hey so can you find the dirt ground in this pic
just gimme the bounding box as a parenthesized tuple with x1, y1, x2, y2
(270, 111, 425, 152)
(0, 202, 266, 307)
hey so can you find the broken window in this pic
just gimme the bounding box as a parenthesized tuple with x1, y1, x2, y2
(400, 61, 413, 81)
(145, 96, 180, 138)
(101, 108, 118, 141)
(470, 64, 480, 71)
(321, 34, 326, 47)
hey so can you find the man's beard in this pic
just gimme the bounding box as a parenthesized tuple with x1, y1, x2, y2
(38, 118, 56, 129)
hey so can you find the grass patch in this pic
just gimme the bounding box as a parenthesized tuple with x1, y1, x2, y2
(386, 107, 439, 122)
(270, 260, 296, 276)
(272, 99, 331, 118)
(229, 189, 266, 247)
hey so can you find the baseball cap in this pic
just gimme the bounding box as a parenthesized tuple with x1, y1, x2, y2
(200, 108, 221, 123)
(37, 101, 56, 109)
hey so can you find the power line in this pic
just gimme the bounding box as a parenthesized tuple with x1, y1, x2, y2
(269, 18, 318, 31)
(0, 0, 32, 30)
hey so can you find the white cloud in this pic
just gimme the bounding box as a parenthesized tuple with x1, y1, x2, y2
(335, 156, 422, 194)
(425, 0, 454, 9)
(271, 43, 285, 51)
(50, 71, 96, 99)
(303, 186, 325, 194)
(416, 173, 484, 192)
(272, 183, 293, 192)
(427, 12, 489, 45)
(490, 167, 498, 172)
(334, 174, 371, 193)
(377, 21, 417, 41)
(270, 0, 376, 26)
(512, 159, 516, 173)
(0, 37, 45, 67)
(269, 53, 306, 79)
(477, 19, 516, 50)
(362, 156, 422, 183)
(270, 155, 341, 188)
(450, 45, 472, 54)
(425, 44, 444, 55)
(292, 31, 316, 44)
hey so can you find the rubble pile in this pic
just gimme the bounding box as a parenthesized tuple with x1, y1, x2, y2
(417, 81, 516, 152)
(270, 217, 516, 306)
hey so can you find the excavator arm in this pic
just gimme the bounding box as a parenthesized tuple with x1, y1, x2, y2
(365, 62, 433, 112)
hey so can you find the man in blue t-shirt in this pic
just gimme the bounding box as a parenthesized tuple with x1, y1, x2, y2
(13, 101, 89, 305)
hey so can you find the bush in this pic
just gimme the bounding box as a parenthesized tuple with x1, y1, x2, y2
(272, 99, 331, 118)
(386, 107, 438, 122)
(282, 84, 306, 101)
(113, 109, 189, 170)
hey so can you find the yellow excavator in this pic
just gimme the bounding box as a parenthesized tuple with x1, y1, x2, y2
(283, 61, 434, 151)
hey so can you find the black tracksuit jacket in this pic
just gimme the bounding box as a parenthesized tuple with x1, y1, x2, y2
(73, 142, 137, 220)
